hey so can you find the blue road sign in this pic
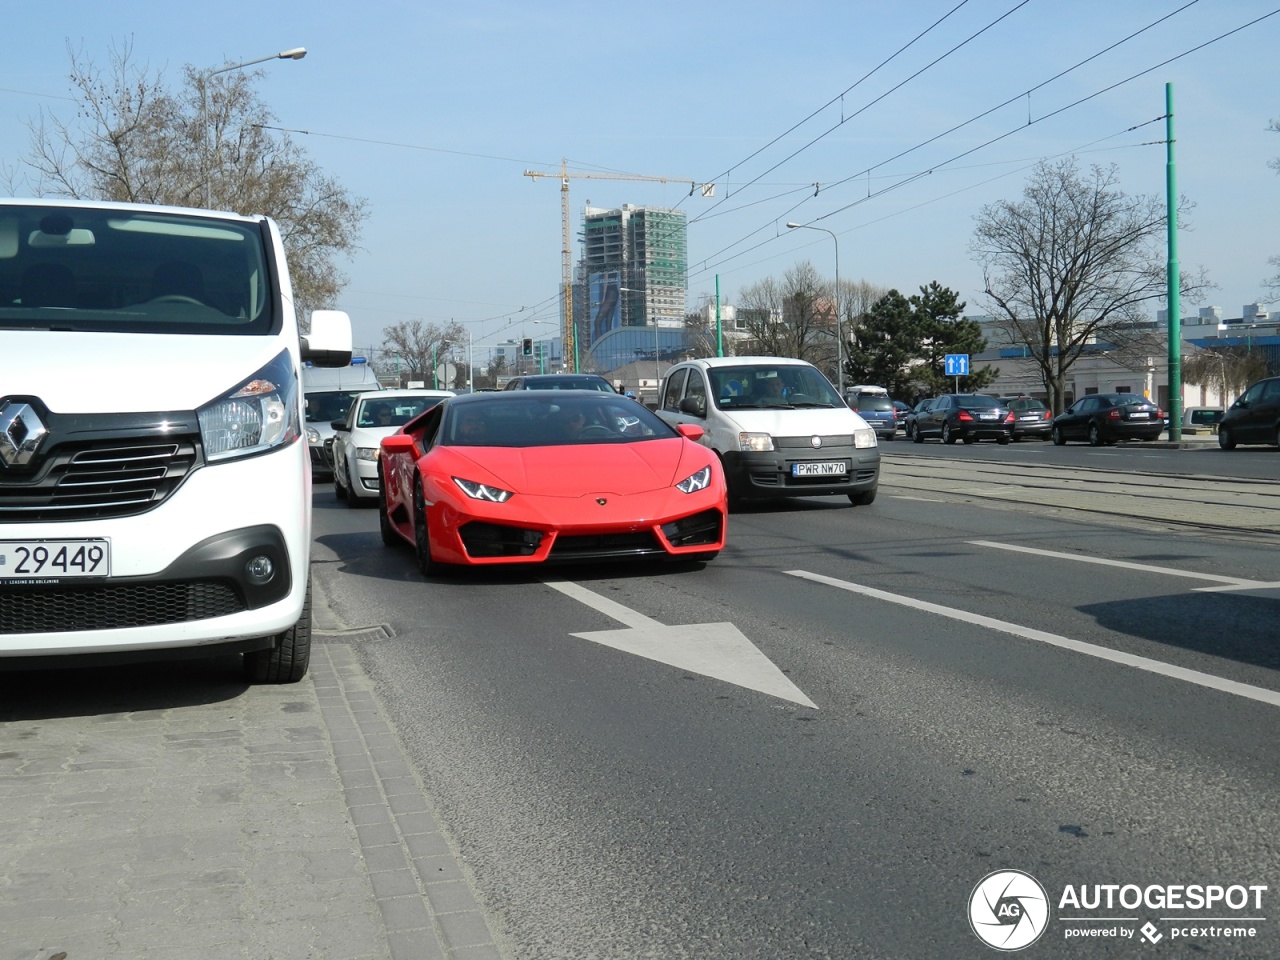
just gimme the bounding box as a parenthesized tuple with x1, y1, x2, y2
(945, 353, 970, 377)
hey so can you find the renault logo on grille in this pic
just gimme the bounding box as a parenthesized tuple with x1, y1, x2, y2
(0, 401, 48, 468)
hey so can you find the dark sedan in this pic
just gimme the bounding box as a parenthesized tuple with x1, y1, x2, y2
(1003, 396, 1053, 440)
(892, 400, 912, 432)
(1051, 393, 1165, 446)
(910, 394, 1014, 444)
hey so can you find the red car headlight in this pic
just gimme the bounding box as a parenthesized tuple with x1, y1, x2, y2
(453, 477, 514, 502)
(675, 466, 713, 494)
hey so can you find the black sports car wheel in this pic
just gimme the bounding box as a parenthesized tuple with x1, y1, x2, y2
(413, 475, 449, 577)
(377, 467, 398, 547)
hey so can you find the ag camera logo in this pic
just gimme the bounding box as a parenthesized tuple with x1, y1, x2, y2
(969, 869, 1050, 950)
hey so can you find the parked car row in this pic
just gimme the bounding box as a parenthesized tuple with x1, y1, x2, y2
(907, 394, 1016, 444)
(895, 378, 1280, 451)
(899, 392, 1168, 446)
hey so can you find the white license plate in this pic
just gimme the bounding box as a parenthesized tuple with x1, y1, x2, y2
(1129, 412, 1149, 419)
(793, 461, 846, 477)
(1019, 414, 1040, 421)
(978, 413, 998, 420)
(0, 539, 111, 579)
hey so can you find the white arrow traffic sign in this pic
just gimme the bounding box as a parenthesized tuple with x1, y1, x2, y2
(545, 580, 817, 709)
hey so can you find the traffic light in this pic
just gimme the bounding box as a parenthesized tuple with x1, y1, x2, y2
(521, 338, 533, 356)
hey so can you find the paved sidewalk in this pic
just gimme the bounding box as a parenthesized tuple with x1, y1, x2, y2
(0, 642, 505, 960)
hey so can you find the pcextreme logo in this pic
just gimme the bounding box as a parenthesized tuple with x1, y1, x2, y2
(969, 869, 1051, 951)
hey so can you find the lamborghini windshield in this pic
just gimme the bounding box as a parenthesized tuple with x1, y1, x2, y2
(443, 393, 677, 447)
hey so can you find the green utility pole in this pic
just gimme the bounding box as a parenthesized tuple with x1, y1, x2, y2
(1166, 82, 1182, 442)
(715, 275, 723, 357)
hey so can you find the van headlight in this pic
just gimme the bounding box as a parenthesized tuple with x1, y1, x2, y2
(739, 432, 774, 452)
(198, 350, 299, 462)
(853, 426, 877, 449)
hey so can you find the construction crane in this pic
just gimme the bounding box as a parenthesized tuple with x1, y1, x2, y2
(523, 159, 701, 372)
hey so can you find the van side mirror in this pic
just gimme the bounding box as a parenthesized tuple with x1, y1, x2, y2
(678, 396, 706, 418)
(302, 310, 353, 367)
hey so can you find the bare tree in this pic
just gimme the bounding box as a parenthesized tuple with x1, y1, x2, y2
(1181, 344, 1269, 404)
(381, 319, 466, 388)
(840, 279, 890, 332)
(6, 40, 367, 319)
(971, 157, 1209, 414)
(682, 310, 718, 359)
(734, 262, 838, 374)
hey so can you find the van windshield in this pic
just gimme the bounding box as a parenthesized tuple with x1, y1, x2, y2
(709, 365, 843, 409)
(0, 203, 272, 335)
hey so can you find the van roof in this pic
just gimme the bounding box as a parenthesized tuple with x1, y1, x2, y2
(673, 356, 818, 370)
(303, 364, 383, 392)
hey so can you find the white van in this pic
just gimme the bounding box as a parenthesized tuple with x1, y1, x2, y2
(655, 356, 880, 505)
(303, 359, 384, 480)
(0, 199, 352, 682)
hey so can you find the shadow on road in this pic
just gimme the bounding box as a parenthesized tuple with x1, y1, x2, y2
(0, 654, 249, 721)
(1079, 591, 1280, 674)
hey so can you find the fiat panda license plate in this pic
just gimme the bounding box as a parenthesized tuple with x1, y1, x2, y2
(0, 540, 111, 579)
(792, 461, 846, 477)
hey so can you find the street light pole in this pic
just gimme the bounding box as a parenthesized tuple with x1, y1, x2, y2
(787, 222, 844, 395)
(200, 47, 307, 208)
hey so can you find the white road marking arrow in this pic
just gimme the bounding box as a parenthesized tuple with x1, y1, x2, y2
(544, 580, 817, 709)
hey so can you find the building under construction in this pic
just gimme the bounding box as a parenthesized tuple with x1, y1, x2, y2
(577, 204, 687, 372)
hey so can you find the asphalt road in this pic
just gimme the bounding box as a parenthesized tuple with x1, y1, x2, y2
(311, 448, 1280, 960)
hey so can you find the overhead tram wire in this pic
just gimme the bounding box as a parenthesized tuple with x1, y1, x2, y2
(691, 0, 967, 198)
(687, 121, 1166, 286)
(683, 4, 1205, 274)
(814, 5, 1280, 224)
(691, 0, 1201, 237)
(691, 3, 1267, 278)
(801, 0, 1206, 213)
(688, 0, 1034, 227)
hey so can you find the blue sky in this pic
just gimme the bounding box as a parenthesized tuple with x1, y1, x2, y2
(3, 1, 1278, 357)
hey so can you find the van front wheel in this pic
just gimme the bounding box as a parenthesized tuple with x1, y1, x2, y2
(244, 578, 312, 684)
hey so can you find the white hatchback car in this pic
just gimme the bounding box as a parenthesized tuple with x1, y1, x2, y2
(331, 389, 453, 504)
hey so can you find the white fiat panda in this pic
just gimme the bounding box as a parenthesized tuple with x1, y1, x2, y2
(0, 199, 351, 682)
(655, 356, 880, 505)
